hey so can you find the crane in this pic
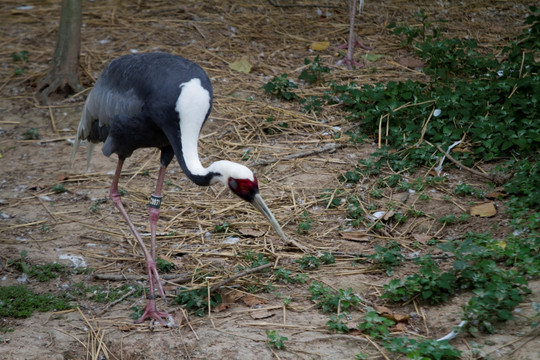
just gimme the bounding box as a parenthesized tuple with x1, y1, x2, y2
(72, 52, 288, 324)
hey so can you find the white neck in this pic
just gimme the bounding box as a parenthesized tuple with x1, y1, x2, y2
(175, 78, 254, 185)
(176, 77, 211, 177)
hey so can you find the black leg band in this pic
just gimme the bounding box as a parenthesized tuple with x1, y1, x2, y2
(149, 194, 162, 209)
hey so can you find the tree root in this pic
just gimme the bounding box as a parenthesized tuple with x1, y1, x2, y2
(36, 71, 84, 105)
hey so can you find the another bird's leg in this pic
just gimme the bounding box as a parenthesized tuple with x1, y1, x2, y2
(337, 0, 372, 69)
(345, 0, 358, 69)
(109, 159, 169, 324)
(148, 165, 168, 302)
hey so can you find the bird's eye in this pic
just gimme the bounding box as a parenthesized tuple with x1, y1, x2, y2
(228, 177, 259, 202)
(229, 178, 238, 190)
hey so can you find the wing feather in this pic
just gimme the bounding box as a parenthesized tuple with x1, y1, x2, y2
(71, 77, 143, 167)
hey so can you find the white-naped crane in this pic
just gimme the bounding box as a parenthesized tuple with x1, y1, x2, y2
(72, 52, 288, 324)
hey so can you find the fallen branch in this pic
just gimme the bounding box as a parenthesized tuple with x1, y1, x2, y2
(250, 143, 346, 167)
(94, 273, 191, 283)
(210, 262, 273, 292)
(97, 262, 279, 296)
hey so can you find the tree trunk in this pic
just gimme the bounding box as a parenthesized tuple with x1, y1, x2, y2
(36, 0, 83, 104)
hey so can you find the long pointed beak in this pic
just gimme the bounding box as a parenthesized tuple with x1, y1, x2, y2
(251, 193, 288, 242)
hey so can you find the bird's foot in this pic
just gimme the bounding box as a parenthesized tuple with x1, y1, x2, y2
(135, 299, 172, 326)
(335, 37, 373, 51)
(335, 36, 372, 69)
(336, 57, 364, 70)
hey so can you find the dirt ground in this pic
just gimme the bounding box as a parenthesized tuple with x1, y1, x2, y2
(0, 1, 538, 359)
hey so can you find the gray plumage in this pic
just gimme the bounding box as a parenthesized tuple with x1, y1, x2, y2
(71, 52, 212, 172)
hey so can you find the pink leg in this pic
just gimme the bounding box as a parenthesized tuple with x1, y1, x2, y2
(336, 0, 373, 69)
(147, 165, 168, 304)
(148, 166, 167, 263)
(109, 159, 170, 324)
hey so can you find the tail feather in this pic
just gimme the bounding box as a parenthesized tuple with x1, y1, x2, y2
(70, 134, 81, 167)
(85, 142, 96, 170)
(71, 95, 97, 170)
(70, 134, 96, 171)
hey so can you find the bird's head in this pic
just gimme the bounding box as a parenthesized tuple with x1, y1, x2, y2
(228, 176, 259, 202)
(208, 161, 257, 198)
(209, 160, 288, 241)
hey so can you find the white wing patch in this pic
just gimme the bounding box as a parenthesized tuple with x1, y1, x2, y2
(176, 78, 211, 176)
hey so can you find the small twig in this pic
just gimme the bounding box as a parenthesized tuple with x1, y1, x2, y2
(207, 281, 213, 322)
(210, 262, 273, 292)
(385, 113, 390, 146)
(35, 194, 58, 222)
(53, 326, 88, 351)
(96, 287, 138, 316)
(387, 59, 428, 76)
(417, 107, 435, 146)
(377, 114, 384, 148)
(77, 307, 115, 360)
(483, 326, 539, 356)
(365, 335, 391, 360)
(417, 301, 429, 336)
(269, 346, 282, 360)
(192, 24, 206, 39)
(182, 307, 199, 341)
(0, 219, 47, 233)
(48, 105, 57, 133)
